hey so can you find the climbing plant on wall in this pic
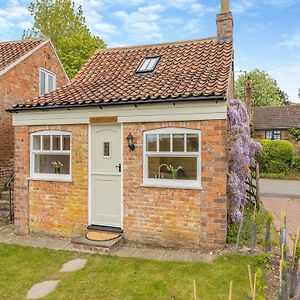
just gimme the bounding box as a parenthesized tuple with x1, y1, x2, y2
(227, 99, 262, 223)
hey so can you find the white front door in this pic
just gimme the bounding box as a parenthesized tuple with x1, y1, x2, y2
(90, 124, 121, 228)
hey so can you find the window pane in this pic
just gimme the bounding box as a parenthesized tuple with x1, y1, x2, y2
(103, 142, 110, 157)
(274, 131, 281, 140)
(33, 136, 41, 150)
(139, 59, 149, 71)
(48, 75, 54, 92)
(42, 135, 50, 150)
(146, 134, 157, 151)
(148, 156, 197, 180)
(159, 134, 170, 152)
(40, 71, 46, 95)
(172, 134, 184, 152)
(34, 154, 70, 175)
(52, 135, 61, 150)
(187, 134, 199, 152)
(146, 58, 158, 71)
(63, 136, 70, 150)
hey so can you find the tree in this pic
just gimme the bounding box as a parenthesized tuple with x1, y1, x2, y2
(23, 0, 106, 78)
(235, 69, 290, 107)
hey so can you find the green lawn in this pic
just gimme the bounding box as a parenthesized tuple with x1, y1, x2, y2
(0, 243, 268, 299)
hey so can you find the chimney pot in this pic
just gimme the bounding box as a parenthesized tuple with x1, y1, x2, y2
(221, 0, 229, 13)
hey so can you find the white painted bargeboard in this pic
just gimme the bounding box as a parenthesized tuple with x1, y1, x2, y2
(12, 101, 227, 126)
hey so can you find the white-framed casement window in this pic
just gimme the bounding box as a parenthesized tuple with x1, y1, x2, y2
(30, 131, 72, 182)
(143, 128, 201, 189)
(39, 68, 56, 95)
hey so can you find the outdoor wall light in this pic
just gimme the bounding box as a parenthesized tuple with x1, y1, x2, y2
(127, 133, 135, 151)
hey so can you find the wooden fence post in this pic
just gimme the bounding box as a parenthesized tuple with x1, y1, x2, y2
(256, 163, 260, 208)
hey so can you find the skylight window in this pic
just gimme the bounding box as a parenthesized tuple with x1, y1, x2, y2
(136, 55, 161, 74)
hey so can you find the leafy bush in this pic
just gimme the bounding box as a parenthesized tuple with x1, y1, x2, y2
(267, 160, 289, 174)
(293, 156, 300, 171)
(289, 128, 300, 142)
(257, 139, 294, 173)
(227, 204, 278, 247)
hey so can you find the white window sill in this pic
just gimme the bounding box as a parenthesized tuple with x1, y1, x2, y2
(28, 176, 72, 183)
(141, 182, 202, 190)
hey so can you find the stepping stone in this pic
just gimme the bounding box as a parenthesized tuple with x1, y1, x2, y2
(27, 280, 60, 299)
(60, 258, 87, 272)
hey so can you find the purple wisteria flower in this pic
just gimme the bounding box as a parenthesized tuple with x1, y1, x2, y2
(227, 99, 261, 223)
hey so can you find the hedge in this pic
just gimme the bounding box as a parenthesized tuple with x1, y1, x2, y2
(256, 140, 294, 174)
(293, 156, 300, 171)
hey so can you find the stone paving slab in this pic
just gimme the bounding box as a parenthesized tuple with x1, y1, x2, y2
(60, 258, 87, 272)
(27, 280, 60, 299)
(0, 225, 217, 263)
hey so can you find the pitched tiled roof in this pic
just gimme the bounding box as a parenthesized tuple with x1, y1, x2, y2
(12, 37, 233, 110)
(254, 105, 300, 130)
(0, 39, 47, 73)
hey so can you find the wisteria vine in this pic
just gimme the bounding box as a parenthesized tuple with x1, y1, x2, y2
(227, 99, 261, 223)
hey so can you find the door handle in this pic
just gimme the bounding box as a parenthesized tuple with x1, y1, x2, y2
(115, 164, 122, 172)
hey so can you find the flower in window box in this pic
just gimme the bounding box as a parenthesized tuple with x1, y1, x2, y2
(51, 161, 63, 174)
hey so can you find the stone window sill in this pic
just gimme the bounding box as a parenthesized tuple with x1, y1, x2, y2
(140, 183, 203, 190)
(27, 176, 72, 183)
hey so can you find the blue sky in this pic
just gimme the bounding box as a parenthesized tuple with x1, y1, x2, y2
(0, 0, 299, 102)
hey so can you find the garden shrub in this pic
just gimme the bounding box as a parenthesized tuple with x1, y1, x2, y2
(289, 128, 300, 143)
(256, 140, 294, 173)
(267, 160, 289, 175)
(293, 156, 300, 171)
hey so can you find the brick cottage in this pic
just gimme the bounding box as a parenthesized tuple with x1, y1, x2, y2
(0, 39, 68, 191)
(253, 105, 300, 145)
(8, 1, 234, 249)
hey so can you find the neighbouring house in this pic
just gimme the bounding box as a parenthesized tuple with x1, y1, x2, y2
(253, 105, 300, 144)
(8, 1, 234, 249)
(0, 38, 69, 192)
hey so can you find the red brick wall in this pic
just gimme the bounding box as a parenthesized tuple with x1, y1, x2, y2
(14, 120, 228, 249)
(0, 42, 68, 190)
(254, 130, 298, 145)
(123, 120, 228, 249)
(14, 125, 88, 236)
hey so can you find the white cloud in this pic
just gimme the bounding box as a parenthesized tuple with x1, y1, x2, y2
(182, 19, 203, 34)
(278, 33, 300, 49)
(231, 0, 255, 13)
(262, 0, 297, 6)
(0, 1, 31, 40)
(114, 5, 165, 43)
(166, 0, 197, 9)
(190, 3, 216, 16)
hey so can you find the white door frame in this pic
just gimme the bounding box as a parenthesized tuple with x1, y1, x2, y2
(88, 123, 123, 229)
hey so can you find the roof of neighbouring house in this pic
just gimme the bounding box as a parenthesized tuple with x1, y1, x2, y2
(253, 105, 300, 130)
(10, 37, 233, 111)
(0, 39, 49, 75)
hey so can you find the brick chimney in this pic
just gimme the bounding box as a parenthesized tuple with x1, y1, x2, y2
(245, 76, 253, 124)
(216, 0, 234, 40)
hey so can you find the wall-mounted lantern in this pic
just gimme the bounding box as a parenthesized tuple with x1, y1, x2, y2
(127, 133, 135, 151)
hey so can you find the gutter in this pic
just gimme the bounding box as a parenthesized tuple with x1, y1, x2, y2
(7, 95, 226, 113)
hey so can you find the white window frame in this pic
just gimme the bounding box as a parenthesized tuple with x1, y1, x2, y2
(39, 68, 56, 95)
(143, 128, 201, 189)
(30, 130, 72, 182)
